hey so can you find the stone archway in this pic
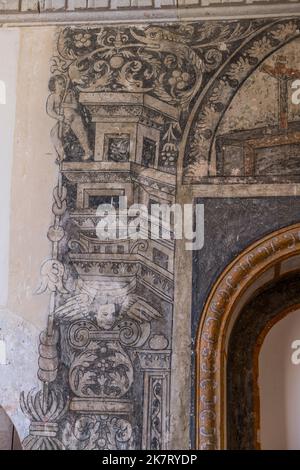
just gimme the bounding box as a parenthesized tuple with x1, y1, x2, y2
(227, 274, 300, 449)
(195, 223, 300, 450)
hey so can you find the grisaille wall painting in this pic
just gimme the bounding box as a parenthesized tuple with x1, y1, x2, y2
(19, 19, 300, 449)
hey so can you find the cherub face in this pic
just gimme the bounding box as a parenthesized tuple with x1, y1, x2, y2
(55, 78, 66, 95)
(96, 303, 116, 330)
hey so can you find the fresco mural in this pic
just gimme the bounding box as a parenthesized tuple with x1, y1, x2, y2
(17, 17, 300, 449)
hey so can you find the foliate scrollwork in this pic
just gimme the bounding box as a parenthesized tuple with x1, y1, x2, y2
(69, 341, 134, 399)
(62, 415, 135, 450)
(54, 26, 204, 113)
(150, 379, 163, 451)
(68, 320, 95, 349)
(52, 22, 264, 118)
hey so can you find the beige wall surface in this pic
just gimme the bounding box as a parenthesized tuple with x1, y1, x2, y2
(0, 26, 56, 442)
(259, 310, 300, 450)
(8, 27, 58, 330)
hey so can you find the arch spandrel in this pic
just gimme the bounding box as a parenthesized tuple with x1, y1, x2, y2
(180, 19, 300, 183)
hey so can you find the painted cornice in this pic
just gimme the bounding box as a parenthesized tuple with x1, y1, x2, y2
(1, 1, 300, 26)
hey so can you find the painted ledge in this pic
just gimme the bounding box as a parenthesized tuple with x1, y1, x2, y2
(1, 3, 300, 26)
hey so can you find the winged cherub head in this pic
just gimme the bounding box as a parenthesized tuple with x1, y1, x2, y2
(95, 302, 118, 330)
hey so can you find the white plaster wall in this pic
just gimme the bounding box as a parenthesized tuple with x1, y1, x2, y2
(0, 29, 19, 307)
(259, 309, 300, 450)
(0, 309, 39, 441)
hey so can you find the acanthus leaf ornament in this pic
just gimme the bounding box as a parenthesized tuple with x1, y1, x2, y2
(53, 25, 205, 113)
(61, 415, 135, 450)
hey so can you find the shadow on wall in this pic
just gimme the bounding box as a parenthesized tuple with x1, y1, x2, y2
(0, 406, 22, 450)
(0, 309, 40, 445)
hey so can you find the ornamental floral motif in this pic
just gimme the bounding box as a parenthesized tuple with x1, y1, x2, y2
(168, 70, 191, 90)
(248, 37, 272, 59)
(53, 26, 204, 112)
(48, 21, 269, 174)
(52, 22, 265, 116)
(69, 342, 134, 398)
(74, 33, 92, 49)
(62, 415, 135, 450)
